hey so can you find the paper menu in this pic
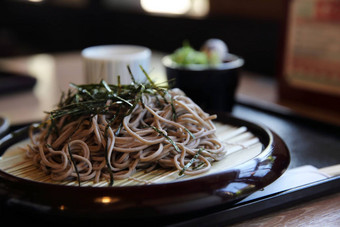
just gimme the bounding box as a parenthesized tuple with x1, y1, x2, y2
(283, 0, 340, 96)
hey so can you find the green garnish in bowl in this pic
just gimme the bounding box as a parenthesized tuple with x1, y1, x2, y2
(170, 41, 222, 66)
(170, 41, 222, 67)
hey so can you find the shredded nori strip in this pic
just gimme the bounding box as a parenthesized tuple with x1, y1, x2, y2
(67, 143, 81, 186)
(40, 66, 186, 185)
(179, 148, 203, 176)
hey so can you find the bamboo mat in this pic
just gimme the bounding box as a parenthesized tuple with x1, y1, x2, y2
(0, 122, 263, 187)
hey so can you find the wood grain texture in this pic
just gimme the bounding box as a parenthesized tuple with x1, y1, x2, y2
(231, 192, 340, 226)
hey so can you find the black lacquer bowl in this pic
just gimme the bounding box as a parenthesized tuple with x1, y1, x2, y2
(163, 54, 244, 113)
(0, 114, 289, 225)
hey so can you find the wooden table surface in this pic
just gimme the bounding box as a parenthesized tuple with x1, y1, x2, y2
(0, 51, 340, 226)
(231, 192, 340, 227)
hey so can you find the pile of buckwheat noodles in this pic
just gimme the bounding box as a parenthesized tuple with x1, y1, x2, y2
(26, 79, 226, 185)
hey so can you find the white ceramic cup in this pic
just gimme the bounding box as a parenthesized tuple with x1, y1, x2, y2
(81, 45, 151, 84)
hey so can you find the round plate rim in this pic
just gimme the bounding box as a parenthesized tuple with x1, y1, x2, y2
(0, 114, 290, 219)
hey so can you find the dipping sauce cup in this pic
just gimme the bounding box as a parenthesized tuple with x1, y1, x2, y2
(82, 45, 151, 85)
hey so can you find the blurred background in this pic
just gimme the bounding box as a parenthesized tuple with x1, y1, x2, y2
(0, 0, 284, 76)
(1, 0, 339, 125)
(1, 1, 340, 224)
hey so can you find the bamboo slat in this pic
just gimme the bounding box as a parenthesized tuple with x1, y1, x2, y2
(0, 122, 263, 187)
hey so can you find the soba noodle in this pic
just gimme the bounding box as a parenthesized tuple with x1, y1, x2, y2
(26, 80, 226, 185)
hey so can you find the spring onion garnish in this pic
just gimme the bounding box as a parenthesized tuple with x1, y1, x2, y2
(179, 147, 203, 176)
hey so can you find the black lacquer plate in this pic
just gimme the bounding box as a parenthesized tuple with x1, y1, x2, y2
(0, 114, 290, 225)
